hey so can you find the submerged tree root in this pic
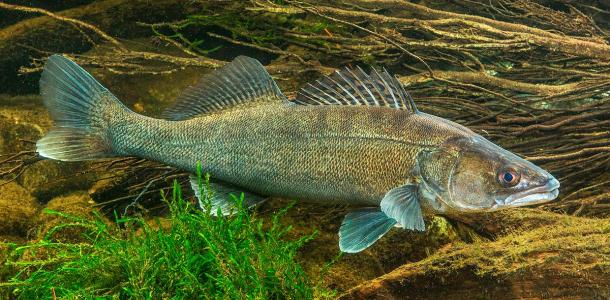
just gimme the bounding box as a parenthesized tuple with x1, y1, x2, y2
(0, 0, 213, 92)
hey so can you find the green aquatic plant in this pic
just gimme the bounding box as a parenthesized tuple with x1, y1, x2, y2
(2, 169, 324, 299)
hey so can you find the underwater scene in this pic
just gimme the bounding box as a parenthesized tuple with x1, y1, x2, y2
(0, 0, 609, 299)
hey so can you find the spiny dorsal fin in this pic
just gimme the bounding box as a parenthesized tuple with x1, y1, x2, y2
(162, 56, 288, 120)
(295, 66, 419, 113)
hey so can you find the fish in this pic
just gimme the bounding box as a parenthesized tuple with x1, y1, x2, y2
(36, 54, 560, 253)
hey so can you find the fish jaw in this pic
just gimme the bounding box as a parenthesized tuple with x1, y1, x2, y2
(494, 177, 560, 209)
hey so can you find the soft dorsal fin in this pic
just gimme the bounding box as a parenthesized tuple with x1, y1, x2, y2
(295, 66, 419, 113)
(162, 56, 288, 120)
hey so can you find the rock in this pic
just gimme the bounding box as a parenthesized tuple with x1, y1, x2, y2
(0, 117, 42, 154)
(315, 216, 463, 292)
(0, 181, 40, 237)
(341, 211, 610, 300)
(0, 94, 100, 202)
(36, 191, 104, 243)
(0, 0, 199, 94)
(43, 191, 95, 215)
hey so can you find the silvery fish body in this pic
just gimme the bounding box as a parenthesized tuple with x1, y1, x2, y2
(36, 55, 560, 253)
(114, 104, 465, 206)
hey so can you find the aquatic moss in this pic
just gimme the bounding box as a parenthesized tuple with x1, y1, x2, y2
(343, 210, 610, 299)
(419, 210, 610, 277)
(2, 174, 327, 299)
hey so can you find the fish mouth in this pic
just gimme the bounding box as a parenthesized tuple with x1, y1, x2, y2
(500, 178, 560, 208)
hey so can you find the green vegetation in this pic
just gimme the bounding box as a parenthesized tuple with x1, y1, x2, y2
(1, 168, 326, 299)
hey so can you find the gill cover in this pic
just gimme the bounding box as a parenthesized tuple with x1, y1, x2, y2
(417, 149, 458, 193)
(417, 148, 460, 207)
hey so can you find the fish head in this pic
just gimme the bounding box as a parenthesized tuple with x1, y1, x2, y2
(418, 135, 559, 213)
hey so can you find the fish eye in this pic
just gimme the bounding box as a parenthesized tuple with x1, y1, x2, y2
(497, 167, 520, 187)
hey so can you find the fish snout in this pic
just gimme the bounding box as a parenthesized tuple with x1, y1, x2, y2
(546, 176, 560, 192)
(501, 176, 560, 208)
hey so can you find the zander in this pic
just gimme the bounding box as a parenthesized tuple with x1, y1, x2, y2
(36, 55, 560, 253)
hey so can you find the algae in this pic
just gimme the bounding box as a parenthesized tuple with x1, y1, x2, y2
(35, 192, 100, 243)
(1, 179, 331, 299)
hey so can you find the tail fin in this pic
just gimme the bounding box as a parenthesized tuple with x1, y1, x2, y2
(36, 55, 125, 161)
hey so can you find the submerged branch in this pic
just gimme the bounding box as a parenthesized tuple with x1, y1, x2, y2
(0, 2, 124, 49)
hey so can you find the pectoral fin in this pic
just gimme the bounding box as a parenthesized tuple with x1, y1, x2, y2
(189, 175, 266, 216)
(380, 184, 426, 231)
(339, 208, 397, 253)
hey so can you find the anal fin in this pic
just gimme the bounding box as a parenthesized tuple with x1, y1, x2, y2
(189, 174, 266, 216)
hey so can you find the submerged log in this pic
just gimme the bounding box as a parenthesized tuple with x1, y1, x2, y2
(341, 210, 610, 299)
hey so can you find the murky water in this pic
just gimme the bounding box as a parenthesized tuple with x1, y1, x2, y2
(1, 1, 609, 299)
